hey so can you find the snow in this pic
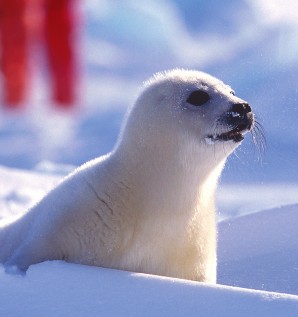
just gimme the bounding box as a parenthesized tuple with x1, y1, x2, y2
(216, 183, 298, 220)
(218, 204, 298, 295)
(0, 165, 60, 221)
(1, 261, 298, 317)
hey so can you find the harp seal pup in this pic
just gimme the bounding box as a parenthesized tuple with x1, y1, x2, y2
(0, 69, 255, 283)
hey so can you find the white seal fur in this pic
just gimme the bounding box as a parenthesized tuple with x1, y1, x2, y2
(0, 69, 254, 282)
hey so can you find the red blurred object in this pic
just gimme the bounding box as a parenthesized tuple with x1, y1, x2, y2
(0, 0, 28, 108)
(44, 0, 76, 107)
(0, 0, 77, 109)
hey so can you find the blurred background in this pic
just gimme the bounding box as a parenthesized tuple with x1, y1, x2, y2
(0, 0, 297, 216)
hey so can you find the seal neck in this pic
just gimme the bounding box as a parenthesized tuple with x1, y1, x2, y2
(110, 139, 226, 219)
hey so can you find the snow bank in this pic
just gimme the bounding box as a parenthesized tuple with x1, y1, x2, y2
(0, 261, 298, 317)
(0, 165, 60, 220)
(217, 183, 298, 220)
(218, 204, 298, 295)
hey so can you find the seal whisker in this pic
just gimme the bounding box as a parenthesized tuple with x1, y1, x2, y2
(250, 118, 266, 160)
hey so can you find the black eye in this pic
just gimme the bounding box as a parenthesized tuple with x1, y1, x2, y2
(187, 90, 210, 106)
(230, 91, 235, 96)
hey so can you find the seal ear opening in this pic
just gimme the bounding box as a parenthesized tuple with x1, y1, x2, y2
(187, 90, 210, 106)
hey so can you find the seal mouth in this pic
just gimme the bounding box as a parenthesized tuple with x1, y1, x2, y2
(205, 103, 254, 145)
(206, 123, 249, 144)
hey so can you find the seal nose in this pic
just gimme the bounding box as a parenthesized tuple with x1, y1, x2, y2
(231, 103, 252, 116)
(228, 102, 254, 131)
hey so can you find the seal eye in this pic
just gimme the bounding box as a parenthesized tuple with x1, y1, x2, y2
(187, 90, 210, 106)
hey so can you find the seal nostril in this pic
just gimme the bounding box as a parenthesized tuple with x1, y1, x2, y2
(244, 103, 252, 113)
(231, 103, 251, 115)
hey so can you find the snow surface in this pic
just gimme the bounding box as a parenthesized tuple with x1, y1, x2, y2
(1, 261, 298, 317)
(0, 166, 298, 316)
(218, 204, 298, 295)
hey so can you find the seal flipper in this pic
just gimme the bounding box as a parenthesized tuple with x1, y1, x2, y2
(4, 231, 63, 272)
